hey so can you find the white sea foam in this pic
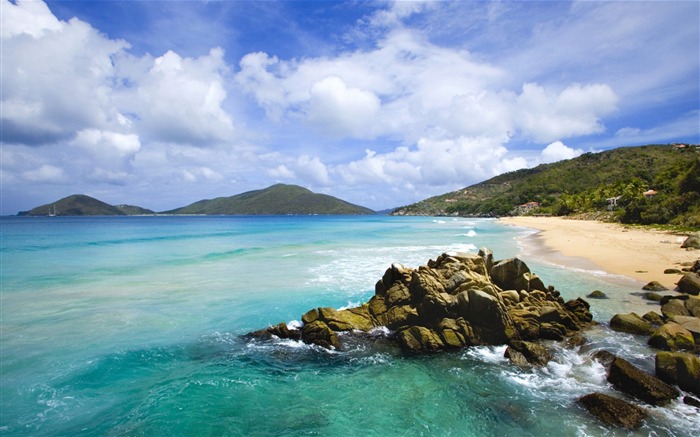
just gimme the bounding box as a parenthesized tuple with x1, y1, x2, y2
(368, 326, 391, 337)
(456, 230, 477, 237)
(287, 320, 302, 330)
(308, 243, 478, 296)
(461, 345, 508, 364)
(350, 353, 391, 366)
(338, 300, 363, 311)
(502, 345, 609, 400)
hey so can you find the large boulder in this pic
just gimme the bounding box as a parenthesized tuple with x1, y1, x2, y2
(607, 356, 680, 405)
(610, 313, 656, 336)
(655, 352, 700, 397)
(669, 315, 700, 343)
(681, 233, 700, 249)
(490, 258, 545, 292)
(685, 296, 700, 317)
(648, 323, 695, 352)
(578, 392, 647, 429)
(661, 298, 691, 318)
(678, 273, 700, 296)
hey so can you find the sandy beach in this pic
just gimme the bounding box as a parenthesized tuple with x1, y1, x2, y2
(499, 216, 699, 290)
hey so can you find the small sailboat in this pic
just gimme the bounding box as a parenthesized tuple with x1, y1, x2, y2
(48, 205, 57, 217)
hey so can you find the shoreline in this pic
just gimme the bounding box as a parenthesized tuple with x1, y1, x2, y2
(499, 216, 698, 290)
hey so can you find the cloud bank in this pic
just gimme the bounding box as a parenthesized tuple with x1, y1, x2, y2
(1, 0, 697, 213)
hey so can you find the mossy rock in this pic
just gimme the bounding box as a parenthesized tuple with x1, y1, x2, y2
(610, 313, 655, 336)
(648, 323, 695, 352)
(587, 290, 608, 299)
(655, 351, 700, 397)
(642, 281, 668, 292)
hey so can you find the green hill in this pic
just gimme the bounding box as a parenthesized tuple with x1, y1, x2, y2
(392, 144, 700, 227)
(163, 184, 375, 215)
(20, 194, 127, 216)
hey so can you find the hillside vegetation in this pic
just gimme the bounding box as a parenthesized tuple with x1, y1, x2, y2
(162, 184, 375, 215)
(392, 144, 699, 227)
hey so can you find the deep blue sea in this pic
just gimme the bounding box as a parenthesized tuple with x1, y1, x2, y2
(1, 216, 697, 436)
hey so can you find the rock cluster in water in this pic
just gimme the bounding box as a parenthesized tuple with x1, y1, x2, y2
(249, 249, 593, 357)
(247, 248, 700, 430)
(592, 257, 700, 428)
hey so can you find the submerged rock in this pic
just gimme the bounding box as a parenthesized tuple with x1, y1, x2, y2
(578, 392, 647, 429)
(587, 290, 607, 299)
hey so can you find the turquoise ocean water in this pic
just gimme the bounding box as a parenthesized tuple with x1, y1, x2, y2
(1, 216, 698, 436)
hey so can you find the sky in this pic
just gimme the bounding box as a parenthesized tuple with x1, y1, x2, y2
(1, 0, 699, 214)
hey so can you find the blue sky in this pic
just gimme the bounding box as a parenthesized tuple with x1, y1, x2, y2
(2, 0, 699, 214)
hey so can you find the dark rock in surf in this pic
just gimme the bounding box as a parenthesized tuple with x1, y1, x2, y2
(607, 356, 680, 406)
(684, 396, 700, 409)
(578, 392, 647, 429)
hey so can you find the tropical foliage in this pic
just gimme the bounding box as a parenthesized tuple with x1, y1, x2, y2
(392, 144, 699, 228)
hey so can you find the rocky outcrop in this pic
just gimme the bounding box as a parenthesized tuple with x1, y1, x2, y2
(655, 352, 700, 397)
(607, 356, 680, 406)
(247, 249, 593, 353)
(578, 392, 647, 429)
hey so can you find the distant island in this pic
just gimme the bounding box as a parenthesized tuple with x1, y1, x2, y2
(18, 184, 375, 216)
(162, 184, 374, 215)
(392, 144, 700, 228)
(18, 194, 155, 217)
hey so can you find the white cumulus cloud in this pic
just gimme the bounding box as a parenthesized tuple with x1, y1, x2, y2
(307, 76, 381, 137)
(540, 141, 584, 164)
(21, 164, 65, 183)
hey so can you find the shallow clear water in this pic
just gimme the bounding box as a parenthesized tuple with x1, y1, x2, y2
(1, 216, 697, 436)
